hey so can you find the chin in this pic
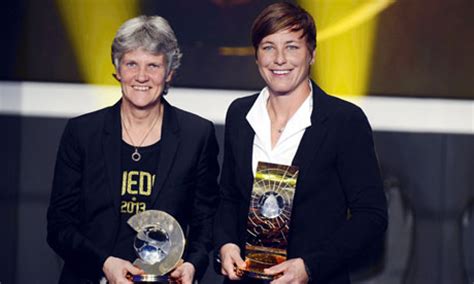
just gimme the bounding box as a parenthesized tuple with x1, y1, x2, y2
(268, 85, 293, 95)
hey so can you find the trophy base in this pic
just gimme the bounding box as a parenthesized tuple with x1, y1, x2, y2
(236, 267, 276, 280)
(236, 252, 286, 280)
(129, 274, 170, 283)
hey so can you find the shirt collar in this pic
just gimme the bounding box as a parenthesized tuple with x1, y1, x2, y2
(246, 80, 313, 147)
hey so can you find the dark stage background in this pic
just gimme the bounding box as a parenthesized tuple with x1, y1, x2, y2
(2, 0, 474, 98)
(1, 0, 473, 283)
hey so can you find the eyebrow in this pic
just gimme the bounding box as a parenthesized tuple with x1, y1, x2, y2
(260, 39, 302, 45)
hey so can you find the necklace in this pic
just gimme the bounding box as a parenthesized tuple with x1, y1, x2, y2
(122, 113, 160, 162)
(267, 101, 287, 135)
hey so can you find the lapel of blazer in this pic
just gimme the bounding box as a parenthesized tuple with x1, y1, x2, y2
(150, 99, 180, 206)
(236, 96, 258, 201)
(240, 118, 256, 201)
(292, 81, 330, 176)
(103, 101, 123, 215)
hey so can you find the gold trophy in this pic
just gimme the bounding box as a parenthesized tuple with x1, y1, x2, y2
(127, 210, 185, 283)
(237, 162, 299, 280)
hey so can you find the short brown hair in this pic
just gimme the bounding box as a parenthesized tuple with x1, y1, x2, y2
(251, 2, 316, 56)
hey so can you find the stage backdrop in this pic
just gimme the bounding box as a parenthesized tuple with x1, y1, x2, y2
(1, 0, 473, 283)
(2, 0, 474, 98)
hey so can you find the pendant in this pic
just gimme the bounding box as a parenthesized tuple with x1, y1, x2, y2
(131, 148, 141, 162)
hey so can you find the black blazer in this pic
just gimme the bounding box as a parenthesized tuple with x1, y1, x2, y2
(214, 82, 388, 284)
(47, 99, 220, 283)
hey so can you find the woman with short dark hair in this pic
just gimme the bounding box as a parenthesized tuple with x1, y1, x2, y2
(214, 3, 387, 283)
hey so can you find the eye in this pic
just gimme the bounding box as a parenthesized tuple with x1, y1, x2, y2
(125, 61, 137, 68)
(287, 45, 299, 50)
(261, 45, 274, 51)
(149, 63, 162, 69)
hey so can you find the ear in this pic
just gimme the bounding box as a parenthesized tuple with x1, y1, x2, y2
(255, 55, 261, 66)
(310, 49, 316, 65)
(112, 73, 121, 82)
(166, 70, 174, 83)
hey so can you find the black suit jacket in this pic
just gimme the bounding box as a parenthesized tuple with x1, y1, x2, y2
(214, 82, 388, 284)
(47, 99, 220, 283)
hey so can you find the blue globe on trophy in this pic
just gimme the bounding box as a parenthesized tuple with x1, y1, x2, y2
(258, 191, 285, 219)
(127, 210, 185, 282)
(134, 226, 171, 265)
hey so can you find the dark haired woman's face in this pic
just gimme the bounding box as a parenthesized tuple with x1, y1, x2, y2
(256, 29, 314, 96)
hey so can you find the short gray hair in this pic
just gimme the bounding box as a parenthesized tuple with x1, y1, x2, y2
(111, 15, 182, 75)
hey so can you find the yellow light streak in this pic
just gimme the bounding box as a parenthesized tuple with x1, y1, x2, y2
(316, 0, 395, 42)
(299, 0, 395, 97)
(56, 0, 139, 86)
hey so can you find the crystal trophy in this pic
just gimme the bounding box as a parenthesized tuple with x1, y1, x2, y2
(237, 162, 299, 280)
(127, 210, 185, 283)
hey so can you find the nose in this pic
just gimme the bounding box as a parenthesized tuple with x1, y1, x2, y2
(274, 49, 286, 65)
(135, 66, 149, 82)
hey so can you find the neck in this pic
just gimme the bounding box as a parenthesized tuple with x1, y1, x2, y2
(267, 82, 311, 123)
(120, 101, 163, 148)
(121, 100, 163, 128)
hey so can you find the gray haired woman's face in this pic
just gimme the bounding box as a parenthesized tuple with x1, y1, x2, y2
(115, 49, 173, 110)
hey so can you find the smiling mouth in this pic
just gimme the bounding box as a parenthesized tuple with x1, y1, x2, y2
(133, 86, 151, 91)
(272, 70, 290, 75)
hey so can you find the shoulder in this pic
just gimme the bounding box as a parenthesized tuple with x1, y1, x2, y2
(312, 83, 367, 123)
(63, 104, 116, 141)
(325, 95, 365, 118)
(228, 93, 259, 112)
(320, 94, 373, 140)
(68, 106, 113, 127)
(170, 105, 215, 134)
(226, 93, 259, 122)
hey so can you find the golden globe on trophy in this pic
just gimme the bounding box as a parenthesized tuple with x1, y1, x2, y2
(236, 162, 299, 280)
(127, 210, 185, 283)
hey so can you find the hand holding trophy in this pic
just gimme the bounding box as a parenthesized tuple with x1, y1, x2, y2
(127, 210, 185, 283)
(236, 162, 299, 280)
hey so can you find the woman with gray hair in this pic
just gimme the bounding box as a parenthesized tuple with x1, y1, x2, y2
(47, 15, 219, 284)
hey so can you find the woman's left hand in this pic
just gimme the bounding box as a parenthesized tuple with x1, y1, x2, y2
(265, 258, 309, 284)
(170, 262, 195, 284)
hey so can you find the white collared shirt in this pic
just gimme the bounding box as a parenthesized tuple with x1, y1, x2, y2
(246, 83, 313, 175)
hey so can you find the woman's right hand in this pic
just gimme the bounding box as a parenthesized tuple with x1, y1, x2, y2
(103, 256, 143, 284)
(220, 243, 246, 280)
